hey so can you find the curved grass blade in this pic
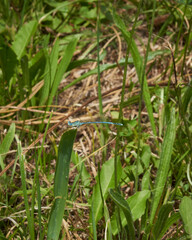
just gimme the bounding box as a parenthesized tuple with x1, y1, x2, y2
(113, 11, 157, 136)
(111, 190, 150, 235)
(109, 189, 136, 240)
(39, 38, 59, 105)
(63, 50, 167, 92)
(47, 129, 77, 240)
(156, 212, 181, 240)
(47, 37, 78, 107)
(152, 203, 173, 239)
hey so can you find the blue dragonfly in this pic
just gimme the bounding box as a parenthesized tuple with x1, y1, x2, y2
(68, 120, 123, 128)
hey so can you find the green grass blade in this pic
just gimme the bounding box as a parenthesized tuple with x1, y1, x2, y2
(182, 82, 192, 114)
(0, 123, 15, 175)
(96, 1, 103, 117)
(180, 196, 192, 238)
(71, 152, 91, 197)
(37, 111, 53, 168)
(36, 111, 53, 239)
(11, 20, 38, 60)
(15, 135, 35, 239)
(152, 203, 173, 239)
(103, 201, 113, 240)
(149, 108, 176, 224)
(91, 202, 97, 240)
(63, 51, 165, 91)
(113, 11, 157, 136)
(109, 189, 135, 240)
(47, 37, 78, 106)
(156, 212, 181, 240)
(40, 38, 59, 105)
(35, 159, 42, 239)
(47, 129, 77, 240)
(111, 190, 150, 235)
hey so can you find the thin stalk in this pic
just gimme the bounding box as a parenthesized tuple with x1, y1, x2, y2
(175, 0, 189, 54)
(96, 0, 103, 117)
(96, 0, 106, 163)
(114, 0, 143, 189)
(136, 0, 157, 191)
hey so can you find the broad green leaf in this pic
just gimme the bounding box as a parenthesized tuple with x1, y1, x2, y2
(128, 190, 151, 221)
(109, 189, 135, 240)
(90, 157, 122, 224)
(12, 20, 38, 60)
(141, 145, 151, 169)
(150, 108, 176, 224)
(180, 196, 192, 237)
(113, 11, 157, 136)
(0, 123, 15, 172)
(47, 129, 77, 240)
(141, 170, 151, 190)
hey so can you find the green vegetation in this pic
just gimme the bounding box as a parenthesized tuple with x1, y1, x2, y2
(0, 0, 192, 239)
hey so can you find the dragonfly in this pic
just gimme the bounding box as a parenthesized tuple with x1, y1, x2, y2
(68, 120, 123, 128)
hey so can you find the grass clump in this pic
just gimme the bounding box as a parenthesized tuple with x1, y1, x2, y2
(0, 0, 192, 239)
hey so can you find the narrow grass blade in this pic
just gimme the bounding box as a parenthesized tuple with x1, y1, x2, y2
(47, 129, 77, 240)
(0, 123, 15, 175)
(63, 51, 165, 91)
(180, 196, 192, 238)
(36, 112, 53, 240)
(156, 212, 181, 240)
(149, 108, 176, 224)
(37, 111, 53, 168)
(96, 1, 103, 117)
(103, 201, 113, 240)
(11, 20, 38, 60)
(71, 152, 91, 197)
(47, 37, 78, 106)
(182, 82, 192, 114)
(15, 135, 35, 239)
(152, 203, 173, 239)
(111, 190, 150, 235)
(113, 11, 157, 136)
(40, 39, 59, 105)
(109, 189, 135, 240)
(91, 202, 97, 240)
